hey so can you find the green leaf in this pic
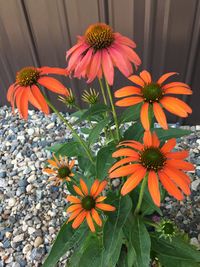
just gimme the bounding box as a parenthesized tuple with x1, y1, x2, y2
(88, 117, 110, 145)
(123, 121, 144, 141)
(151, 234, 200, 267)
(80, 127, 91, 135)
(42, 223, 88, 267)
(96, 142, 116, 180)
(130, 217, 151, 267)
(69, 234, 102, 267)
(75, 103, 110, 124)
(54, 141, 85, 158)
(100, 195, 132, 267)
(155, 127, 192, 141)
(119, 103, 142, 124)
(117, 246, 128, 267)
(70, 109, 86, 118)
(46, 143, 65, 153)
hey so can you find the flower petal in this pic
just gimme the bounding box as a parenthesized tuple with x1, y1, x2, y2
(161, 139, 176, 153)
(109, 163, 142, 179)
(121, 166, 146, 195)
(93, 181, 107, 198)
(67, 208, 83, 222)
(158, 171, 184, 200)
(66, 195, 81, 204)
(90, 180, 100, 196)
(80, 179, 88, 195)
(72, 210, 87, 229)
(67, 204, 82, 213)
(153, 102, 168, 130)
(160, 97, 191, 117)
(39, 67, 68, 76)
(112, 148, 139, 158)
(102, 49, 114, 85)
(115, 96, 143, 107)
(157, 72, 178, 85)
(152, 132, 160, 147)
(73, 185, 84, 197)
(140, 102, 150, 130)
(128, 75, 145, 87)
(164, 87, 192, 95)
(38, 76, 68, 96)
(91, 209, 102, 226)
(143, 131, 152, 147)
(87, 51, 102, 83)
(115, 86, 142, 98)
(148, 171, 160, 207)
(109, 157, 139, 173)
(96, 203, 116, 211)
(86, 212, 95, 232)
(140, 70, 152, 84)
(31, 85, 49, 114)
(162, 82, 190, 89)
(167, 160, 194, 171)
(166, 150, 189, 159)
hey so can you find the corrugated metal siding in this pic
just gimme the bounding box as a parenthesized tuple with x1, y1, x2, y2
(0, 0, 200, 124)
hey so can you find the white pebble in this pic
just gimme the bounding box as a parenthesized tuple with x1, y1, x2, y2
(34, 236, 43, 248)
(8, 198, 16, 207)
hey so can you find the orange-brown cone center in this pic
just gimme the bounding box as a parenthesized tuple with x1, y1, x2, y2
(85, 23, 114, 50)
(16, 67, 39, 87)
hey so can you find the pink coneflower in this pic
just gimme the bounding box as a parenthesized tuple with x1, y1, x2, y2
(66, 23, 141, 85)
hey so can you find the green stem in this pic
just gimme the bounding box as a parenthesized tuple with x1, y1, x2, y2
(105, 79, 120, 142)
(143, 219, 158, 228)
(134, 175, 148, 215)
(98, 78, 108, 105)
(43, 94, 95, 165)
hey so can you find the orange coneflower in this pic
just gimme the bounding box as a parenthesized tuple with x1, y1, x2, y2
(109, 131, 194, 206)
(7, 66, 69, 119)
(66, 179, 115, 232)
(43, 154, 75, 186)
(115, 70, 192, 130)
(66, 23, 141, 85)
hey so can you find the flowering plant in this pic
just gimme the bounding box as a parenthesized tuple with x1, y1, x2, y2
(7, 23, 200, 267)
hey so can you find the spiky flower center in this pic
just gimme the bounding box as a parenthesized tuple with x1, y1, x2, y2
(82, 196, 96, 211)
(140, 147, 166, 171)
(163, 222, 175, 235)
(58, 166, 71, 179)
(16, 67, 39, 86)
(85, 23, 114, 50)
(82, 88, 99, 105)
(142, 83, 163, 103)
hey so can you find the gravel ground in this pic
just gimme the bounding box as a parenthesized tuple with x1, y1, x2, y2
(0, 106, 200, 267)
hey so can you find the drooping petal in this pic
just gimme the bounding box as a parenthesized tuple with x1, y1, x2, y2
(7, 83, 15, 102)
(19, 87, 29, 119)
(121, 167, 146, 195)
(109, 157, 139, 173)
(158, 171, 184, 200)
(86, 212, 95, 232)
(140, 102, 150, 130)
(31, 85, 49, 114)
(143, 131, 152, 147)
(91, 209, 102, 226)
(163, 166, 191, 195)
(115, 86, 142, 98)
(87, 50, 101, 83)
(80, 179, 88, 195)
(95, 196, 107, 203)
(112, 148, 139, 158)
(157, 72, 178, 85)
(161, 138, 176, 153)
(38, 76, 68, 95)
(96, 203, 116, 211)
(72, 210, 87, 229)
(119, 140, 144, 150)
(128, 75, 145, 87)
(67, 208, 83, 222)
(148, 171, 160, 207)
(153, 102, 168, 130)
(75, 49, 93, 77)
(115, 96, 143, 107)
(166, 160, 194, 171)
(47, 159, 58, 168)
(109, 163, 142, 179)
(28, 86, 42, 110)
(102, 49, 114, 85)
(114, 43, 141, 66)
(114, 32, 136, 48)
(109, 46, 132, 77)
(66, 41, 84, 58)
(140, 70, 152, 84)
(66, 195, 81, 204)
(160, 97, 190, 117)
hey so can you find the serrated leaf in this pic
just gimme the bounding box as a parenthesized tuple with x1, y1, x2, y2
(88, 117, 110, 145)
(54, 141, 85, 158)
(42, 223, 88, 267)
(123, 121, 144, 141)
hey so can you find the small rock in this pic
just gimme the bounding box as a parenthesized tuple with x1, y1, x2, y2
(191, 179, 200, 191)
(22, 244, 32, 254)
(46, 122, 55, 129)
(27, 174, 36, 183)
(34, 236, 43, 248)
(26, 184, 33, 193)
(8, 198, 16, 207)
(27, 128, 34, 135)
(13, 234, 24, 243)
(0, 171, 6, 178)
